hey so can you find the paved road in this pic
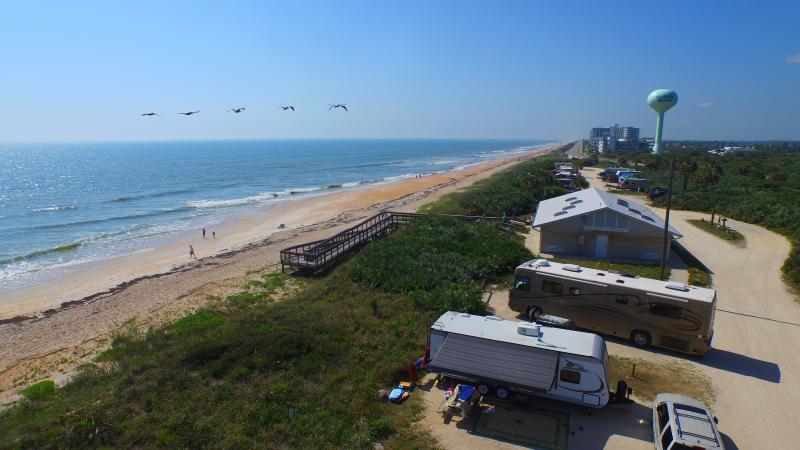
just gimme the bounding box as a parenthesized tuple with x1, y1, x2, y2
(581, 167, 800, 449)
(564, 141, 584, 159)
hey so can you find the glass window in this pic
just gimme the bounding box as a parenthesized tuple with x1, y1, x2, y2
(514, 276, 531, 292)
(541, 280, 563, 295)
(650, 304, 682, 320)
(615, 295, 629, 305)
(656, 403, 669, 431)
(559, 369, 581, 384)
(660, 425, 674, 449)
(569, 287, 581, 295)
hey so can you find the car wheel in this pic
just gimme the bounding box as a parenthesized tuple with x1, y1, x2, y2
(477, 384, 490, 396)
(631, 330, 652, 348)
(527, 306, 542, 322)
(496, 387, 509, 400)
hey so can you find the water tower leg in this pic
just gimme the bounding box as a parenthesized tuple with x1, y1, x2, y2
(652, 112, 665, 155)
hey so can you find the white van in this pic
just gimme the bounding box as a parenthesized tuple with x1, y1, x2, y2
(426, 311, 612, 408)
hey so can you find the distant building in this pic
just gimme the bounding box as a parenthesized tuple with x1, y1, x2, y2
(708, 146, 757, 156)
(532, 188, 682, 262)
(588, 124, 641, 153)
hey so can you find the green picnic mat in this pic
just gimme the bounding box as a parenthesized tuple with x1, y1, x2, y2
(471, 401, 569, 450)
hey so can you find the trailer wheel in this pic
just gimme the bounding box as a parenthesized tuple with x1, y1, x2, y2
(527, 306, 543, 322)
(477, 384, 490, 396)
(631, 330, 652, 348)
(496, 387, 509, 400)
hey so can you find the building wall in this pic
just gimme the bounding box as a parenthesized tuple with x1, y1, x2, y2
(537, 213, 672, 262)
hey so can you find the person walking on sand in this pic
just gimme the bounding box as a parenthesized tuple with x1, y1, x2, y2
(212, 231, 216, 239)
(189, 244, 197, 259)
(202, 228, 206, 239)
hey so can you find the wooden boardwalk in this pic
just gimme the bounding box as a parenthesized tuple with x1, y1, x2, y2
(280, 211, 516, 273)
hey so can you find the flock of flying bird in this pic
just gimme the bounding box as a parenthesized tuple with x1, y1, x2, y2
(140, 103, 348, 117)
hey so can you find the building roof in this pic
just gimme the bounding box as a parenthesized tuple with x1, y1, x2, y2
(533, 187, 682, 238)
(430, 311, 605, 359)
(517, 259, 716, 303)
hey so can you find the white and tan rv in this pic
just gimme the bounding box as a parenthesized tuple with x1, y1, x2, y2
(509, 259, 717, 355)
(426, 311, 612, 408)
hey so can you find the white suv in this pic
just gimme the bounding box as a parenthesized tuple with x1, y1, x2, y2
(652, 393, 724, 450)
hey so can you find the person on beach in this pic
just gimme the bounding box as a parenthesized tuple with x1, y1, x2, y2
(202, 228, 206, 239)
(212, 231, 216, 239)
(189, 244, 196, 259)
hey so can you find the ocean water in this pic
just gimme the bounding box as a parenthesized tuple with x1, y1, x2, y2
(0, 139, 552, 291)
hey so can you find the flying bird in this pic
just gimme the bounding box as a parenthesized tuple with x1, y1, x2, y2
(141, 112, 159, 117)
(280, 106, 295, 111)
(229, 107, 246, 113)
(327, 103, 348, 112)
(177, 111, 200, 116)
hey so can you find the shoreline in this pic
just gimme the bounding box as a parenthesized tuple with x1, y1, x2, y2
(0, 144, 559, 322)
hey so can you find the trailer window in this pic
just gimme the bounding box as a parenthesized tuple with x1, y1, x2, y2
(660, 425, 674, 449)
(649, 304, 682, 320)
(615, 295, 629, 305)
(513, 275, 531, 292)
(569, 287, 581, 295)
(542, 280, 563, 295)
(559, 369, 581, 384)
(656, 402, 669, 431)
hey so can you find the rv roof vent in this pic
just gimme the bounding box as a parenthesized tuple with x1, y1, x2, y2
(485, 315, 503, 321)
(554, 211, 567, 217)
(530, 259, 550, 268)
(565, 197, 577, 202)
(615, 279, 625, 284)
(616, 199, 629, 207)
(597, 272, 606, 276)
(570, 199, 583, 205)
(562, 264, 582, 272)
(517, 324, 541, 337)
(563, 205, 575, 210)
(641, 215, 655, 222)
(665, 281, 689, 291)
(629, 208, 641, 215)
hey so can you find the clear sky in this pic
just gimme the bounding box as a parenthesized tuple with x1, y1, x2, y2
(1, 0, 798, 142)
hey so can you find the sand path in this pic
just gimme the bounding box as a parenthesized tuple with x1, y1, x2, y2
(582, 166, 800, 449)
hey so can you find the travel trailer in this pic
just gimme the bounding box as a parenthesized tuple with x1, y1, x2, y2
(619, 177, 649, 191)
(426, 311, 612, 408)
(509, 260, 717, 355)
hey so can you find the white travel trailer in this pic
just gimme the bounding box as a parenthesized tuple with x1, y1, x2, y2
(426, 311, 611, 408)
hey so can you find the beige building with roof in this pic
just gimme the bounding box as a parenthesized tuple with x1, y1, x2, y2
(532, 188, 682, 262)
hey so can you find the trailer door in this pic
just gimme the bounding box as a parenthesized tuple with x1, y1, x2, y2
(429, 333, 558, 390)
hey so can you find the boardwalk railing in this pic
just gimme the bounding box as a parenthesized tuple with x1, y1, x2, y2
(280, 211, 515, 273)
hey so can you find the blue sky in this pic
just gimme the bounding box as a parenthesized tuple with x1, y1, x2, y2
(0, 0, 798, 141)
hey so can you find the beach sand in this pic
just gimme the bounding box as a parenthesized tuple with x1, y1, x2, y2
(0, 144, 559, 403)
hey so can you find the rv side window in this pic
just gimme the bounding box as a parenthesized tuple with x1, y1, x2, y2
(513, 275, 531, 292)
(541, 280, 563, 295)
(660, 425, 674, 449)
(559, 369, 581, 384)
(649, 304, 682, 320)
(569, 287, 581, 295)
(615, 295, 629, 305)
(656, 402, 669, 431)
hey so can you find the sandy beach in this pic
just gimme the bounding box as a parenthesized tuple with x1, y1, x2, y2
(0, 144, 559, 403)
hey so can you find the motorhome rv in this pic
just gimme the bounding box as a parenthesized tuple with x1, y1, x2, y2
(509, 259, 717, 355)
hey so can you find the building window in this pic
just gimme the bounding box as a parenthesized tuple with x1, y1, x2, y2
(541, 280, 563, 295)
(569, 287, 582, 295)
(615, 295, 629, 305)
(649, 304, 682, 320)
(513, 276, 531, 292)
(559, 369, 581, 384)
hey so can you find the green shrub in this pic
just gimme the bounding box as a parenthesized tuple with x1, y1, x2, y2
(173, 309, 223, 334)
(21, 380, 57, 401)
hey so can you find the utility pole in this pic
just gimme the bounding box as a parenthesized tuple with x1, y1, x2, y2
(659, 155, 676, 281)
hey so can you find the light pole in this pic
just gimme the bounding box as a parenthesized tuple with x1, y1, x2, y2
(647, 89, 678, 155)
(659, 155, 676, 281)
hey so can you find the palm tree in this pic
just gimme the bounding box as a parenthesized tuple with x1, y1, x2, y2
(693, 163, 719, 191)
(679, 158, 698, 193)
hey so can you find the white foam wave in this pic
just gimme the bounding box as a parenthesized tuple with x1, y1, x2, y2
(186, 186, 324, 209)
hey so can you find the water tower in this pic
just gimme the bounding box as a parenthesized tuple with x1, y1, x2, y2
(647, 89, 678, 155)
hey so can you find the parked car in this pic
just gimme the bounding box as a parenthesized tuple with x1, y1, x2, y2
(653, 393, 724, 450)
(648, 187, 669, 200)
(619, 177, 649, 191)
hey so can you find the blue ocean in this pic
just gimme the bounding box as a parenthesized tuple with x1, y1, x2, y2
(0, 139, 552, 291)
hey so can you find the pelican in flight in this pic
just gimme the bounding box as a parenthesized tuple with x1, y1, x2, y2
(141, 112, 159, 117)
(229, 107, 246, 113)
(327, 103, 348, 112)
(177, 111, 200, 116)
(280, 106, 295, 111)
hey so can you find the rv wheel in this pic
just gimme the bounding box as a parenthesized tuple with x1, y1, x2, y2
(477, 384, 490, 396)
(631, 330, 652, 348)
(496, 387, 509, 400)
(527, 306, 543, 322)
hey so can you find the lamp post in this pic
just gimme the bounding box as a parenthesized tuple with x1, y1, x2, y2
(659, 155, 676, 281)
